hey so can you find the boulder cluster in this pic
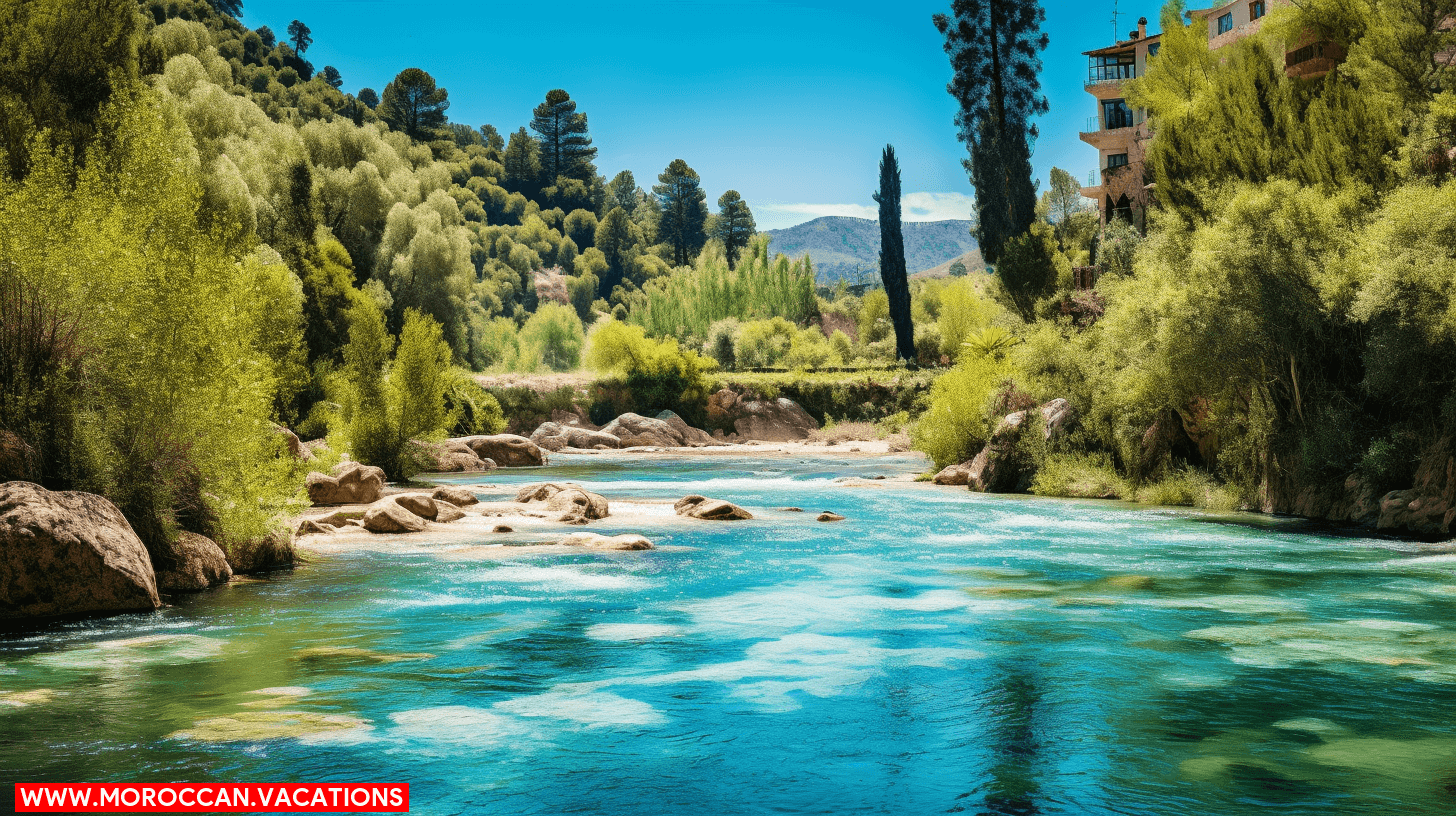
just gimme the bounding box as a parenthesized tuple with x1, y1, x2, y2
(933, 398, 1079, 493)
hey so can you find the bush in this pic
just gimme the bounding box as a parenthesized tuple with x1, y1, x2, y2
(1096, 217, 1142, 277)
(519, 301, 585, 372)
(469, 315, 521, 371)
(704, 318, 740, 369)
(735, 317, 797, 368)
(912, 353, 1018, 468)
(1134, 468, 1239, 511)
(858, 289, 891, 343)
(1031, 453, 1127, 499)
(444, 372, 506, 436)
(786, 326, 833, 369)
(586, 320, 712, 424)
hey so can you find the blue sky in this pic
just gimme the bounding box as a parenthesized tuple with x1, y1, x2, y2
(240, 0, 1180, 229)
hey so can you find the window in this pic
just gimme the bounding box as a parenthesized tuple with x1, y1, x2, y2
(1102, 99, 1134, 130)
(1217, 13, 1233, 34)
(1147, 42, 1160, 58)
(1250, 1, 1266, 20)
(1106, 153, 1130, 169)
(1089, 52, 1136, 82)
(1286, 42, 1328, 67)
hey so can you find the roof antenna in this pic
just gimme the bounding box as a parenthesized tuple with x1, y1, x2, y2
(1111, 0, 1121, 40)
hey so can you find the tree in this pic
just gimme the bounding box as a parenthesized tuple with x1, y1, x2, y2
(607, 170, 641, 216)
(287, 20, 312, 55)
(594, 207, 640, 297)
(874, 146, 916, 363)
(321, 66, 343, 89)
(379, 68, 449, 142)
(1047, 167, 1083, 224)
(934, 0, 1049, 265)
(0, 0, 141, 179)
(357, 87, 379, 109)
(256, 25, 276, 48)
(480, 124, 504, 151)
(714, 190, 756, 269)
(206, 0, 243, 17)
(653, 159, 709, 267)
(994, 222, 1057, 322)
(502, 127, 542, 200)
(529, 89, 598, 183)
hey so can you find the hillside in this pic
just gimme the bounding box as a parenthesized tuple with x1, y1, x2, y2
(910, 249, 987, 280)
(765, 217, 980, 283)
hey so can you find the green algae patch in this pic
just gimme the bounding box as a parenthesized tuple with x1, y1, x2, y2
(169, 710, 372, 744)
(1305, 737, 1456, 783)
(293, 647, 436, 664)
(0, 689, 56, 707)
(964, 582, 1063, 598)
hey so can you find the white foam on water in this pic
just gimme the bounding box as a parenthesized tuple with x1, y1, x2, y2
(494, 691, 666, 727)
(466, 564, 653, 593)
(30, 634, 227, 672)
(389, 706, 525, 746)
(248, 687, 310, 697)
(584, 623, 685, 641)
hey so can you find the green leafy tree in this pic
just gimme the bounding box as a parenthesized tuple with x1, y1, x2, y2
(1047, 167, 1083, 224)
(594, 206, 641, 298)
(502, 126, 542, 200)
(529, 88, 598, 184)
(994, 222, 1057, 322)
(389, 308, 454, 466)
(357, 87, 379, 109)
(379, 68, 450, 142)
(520, 302, 585, 371)
(934, 0, 1049, 265)
(653, 159, 709, 266)
(287, 20, 312, 54)
(874, 145, 916, 363)
(713, 190, 756, 269)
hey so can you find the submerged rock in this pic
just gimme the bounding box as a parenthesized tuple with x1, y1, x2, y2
(516, 483, 609, 523)
(529, 422, 622, 451)
(155, 532, 233, 593)
(0, 482, 161, 618)
(431, 486, 479, 507)
(559, 532, 654, 550)
(817, 512, 846, 522)
(492, 525, 514, 533)
(306, 462, 385, 505)
(675, 495, 753, 520)
(455, 434, 546, 467)
(168, 710, 373, 744)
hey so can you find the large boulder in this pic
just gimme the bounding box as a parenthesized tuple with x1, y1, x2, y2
(529, 422, 622, 452)
(456, 434, 546, 467)
(600, 413, 688, 447)
(674, 495, 753, 520)
(362, 498, 428, 534)
(516, 483, 610, 523)
(706, 389, 818, 442)
(968, 411, 1033, 493)
(226, 530, 295, 574)
(306, 462, 385, 505)
(655, 411, 721, 446)
(933, 461, 975, 486)
(154, 532, 233, 593)
(431, 486, 479, 507)
(0, 482, 160, 618)
(417, 439, 496, 473)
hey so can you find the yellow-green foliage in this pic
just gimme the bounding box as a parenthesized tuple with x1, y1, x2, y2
(518, 301, 585, 372)
(1134, 469, 1240, 512)
(1030, 454, 1127, 500)
(858, 289, 891, 343)
(0, 90, 304, 548)
(912, 353, 1018, 468)
(587, 320, 711, 420)
(736, 317, 796, 368)
(632, 235, 817, 339)
(936, 276, 1000, 359)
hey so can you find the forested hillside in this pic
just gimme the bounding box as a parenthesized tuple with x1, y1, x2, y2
(765, 217, 980, 282)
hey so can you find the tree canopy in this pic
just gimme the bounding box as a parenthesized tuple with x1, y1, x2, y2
(713, 190, 756, 269)
(379, 67, 449, 142)
(529, 88, 597, 184)
(654, 159, 709, 267)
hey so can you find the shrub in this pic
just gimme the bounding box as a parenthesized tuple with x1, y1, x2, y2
(912, 353, 1018, 468)
(1096, 217, 1142, 277)
(785, 326, 833, 369)
(587, 320, 712, 424)
(858, 289, 891, 343)
(444, 371, 506, 436)
(704, 318, 741, 369)
(1134, 468, 1239, 511)
(519, 301, 585, 372)
(736, 317, 797, 368)
(1031, 453, 1127, 499)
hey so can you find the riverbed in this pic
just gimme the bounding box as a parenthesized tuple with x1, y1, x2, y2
(4, 452, 1456, 814)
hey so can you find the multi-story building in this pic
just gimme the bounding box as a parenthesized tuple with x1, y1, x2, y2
(1078, 1, 1343, 229)
(1078, 16, 1159, 229)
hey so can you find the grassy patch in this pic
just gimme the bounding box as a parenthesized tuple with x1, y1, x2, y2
(1133, 468, 1241, 511)
(1030, 454, 1128, 499)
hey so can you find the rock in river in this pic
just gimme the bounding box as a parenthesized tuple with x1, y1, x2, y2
(558, 532, 654, 550)
(306, 462, 385, 505)
(675, 495, 753, 520)
(362, 498, 428, 534)
(431, 486, 479, 507)
(154, 532, 233, 593)
(455, 434, 546, 467)
(516, 483, 610, 523)
(529, 422, 622, 452)
(0, 481, 161, 618)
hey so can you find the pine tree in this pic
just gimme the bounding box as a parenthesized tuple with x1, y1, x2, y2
(934, 0, 1049, 265)
(653, 159, 709, 267)
(287, 20, 312, 55)
(502, 127, 542, 200)
(206, 0, 243, 17)
(379, 68, 449, 142)
(714, 190, 756, 269)
(594, 207, 639, 298)
(529, 89, 598, 184)
(874, 145, 916, 363)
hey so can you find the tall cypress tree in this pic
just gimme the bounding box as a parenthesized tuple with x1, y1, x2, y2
(530, 89, 598, 184)
(933, 0, 1048, 265)
(874, 145, 916, 364)
(653, 159, 709, 267)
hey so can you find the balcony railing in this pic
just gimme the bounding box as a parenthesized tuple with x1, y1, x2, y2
(1088, 63, 1137, 83)
(1084, 111, 1137, 133)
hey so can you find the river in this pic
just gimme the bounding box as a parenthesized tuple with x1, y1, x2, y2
(4, 452, 1456, 814)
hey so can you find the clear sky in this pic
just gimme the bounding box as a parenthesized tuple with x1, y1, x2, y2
(239, 0, 1183, 229)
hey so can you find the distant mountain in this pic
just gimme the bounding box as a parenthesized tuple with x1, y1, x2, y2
(764, 216, 981, 283)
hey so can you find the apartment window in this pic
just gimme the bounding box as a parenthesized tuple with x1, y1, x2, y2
(1107, 153, 1130, 169)
(1089, 52, 1136, 82)
(1102, 99, 1134, 130)
(1147, 42, 1160, 58)
(1217, 13, 1233, 34)
(1250, 1, 1266, 20)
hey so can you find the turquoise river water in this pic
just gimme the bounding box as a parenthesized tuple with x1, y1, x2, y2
(4, 452, 1456, 815)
